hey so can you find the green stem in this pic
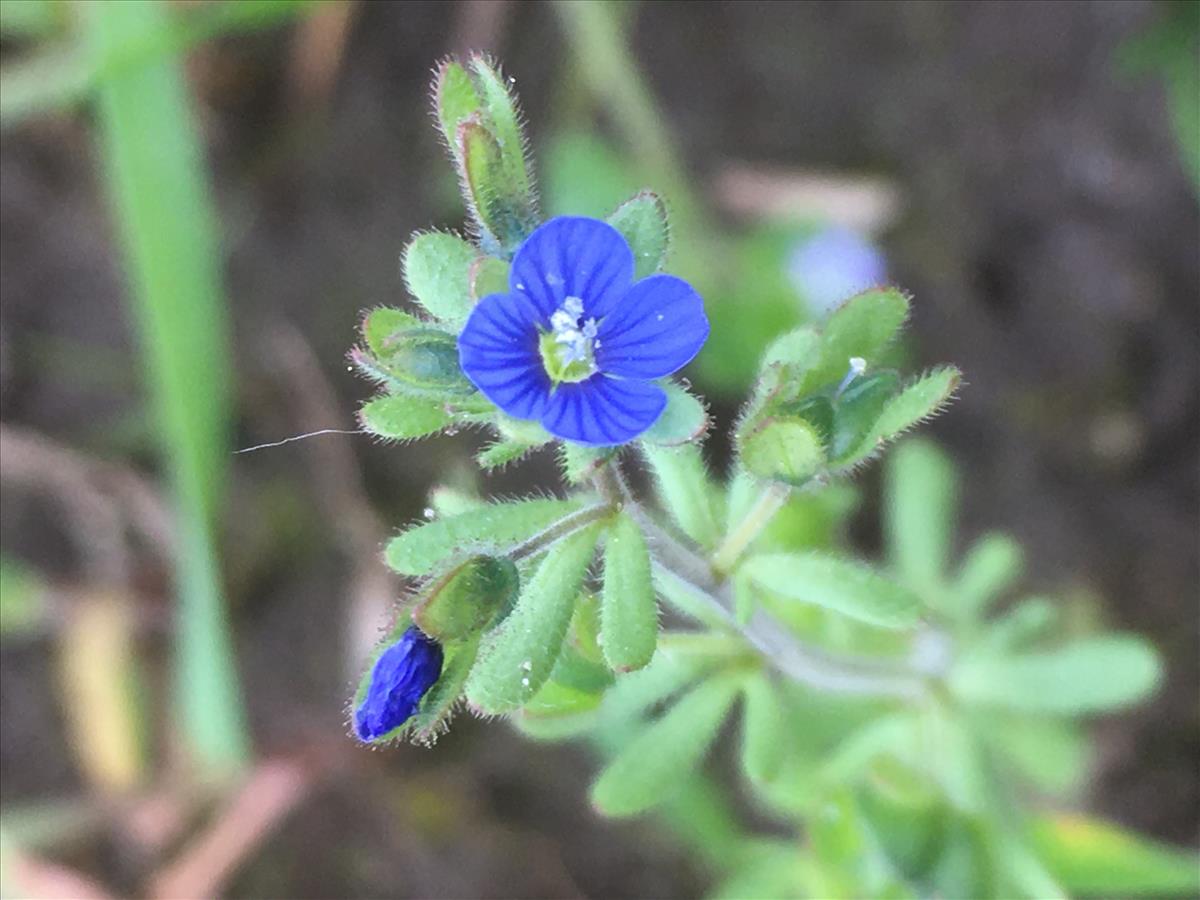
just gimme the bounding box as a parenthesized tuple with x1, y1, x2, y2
(508, 501, 616, 562)
(711, 483, 791, 577)
(601, 462, 931, 699)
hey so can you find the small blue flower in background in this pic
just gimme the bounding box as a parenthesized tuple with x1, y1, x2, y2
(458, 216, 709, 446)
(787, 226, 887, 315)
(354, 626, 443, 742)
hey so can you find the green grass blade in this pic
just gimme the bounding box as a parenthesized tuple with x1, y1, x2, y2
(89, 0, 248, 769)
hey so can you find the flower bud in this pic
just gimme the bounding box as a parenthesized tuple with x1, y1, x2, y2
(354, 626, 443, 742)
(412, 555, 519, 642)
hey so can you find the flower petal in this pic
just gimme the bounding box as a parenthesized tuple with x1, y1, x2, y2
(355, 627, 443, 742)
(510, 216, 635, 320)
(595, 274, 709, 379)
(539, 375, 667, 446)
(458, 292, 551, 420)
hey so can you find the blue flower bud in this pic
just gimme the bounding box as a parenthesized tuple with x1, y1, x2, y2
(354, 626, 444, 742)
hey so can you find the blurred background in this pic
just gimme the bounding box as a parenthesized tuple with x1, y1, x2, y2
(0, 1, 1196, 897)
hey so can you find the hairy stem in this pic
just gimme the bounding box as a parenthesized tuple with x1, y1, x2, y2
(508, 501, 616, 562)
(711, 482, 790, 577)
(599, 460, 931, 699)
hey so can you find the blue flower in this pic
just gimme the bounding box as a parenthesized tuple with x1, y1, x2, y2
(787, 226, 886, 315)
(458, 216, 709, 446)
(354, 626, 443, 742)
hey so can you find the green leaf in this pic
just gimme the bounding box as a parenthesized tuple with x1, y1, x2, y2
(711, 841, 804, 900)
(600, 512, 657, 672)
(979, 714, 1088, 795)
(653, 566, 732, 630)
(739, 416, 826, 486)
(457, 116, 539, 257)
(976, 596, 1058, 654)
(951, 635, 1163, 714)
(607, 190, 669, 278)
(469, 254, 509, 300)
(839, 367, 961, 467)
(466, 55, 534, 198)
(740, 673, 785, 782)
(90, 0, 248, 769)
(401, 231, 476, 325)
(476, 438, 537, 470)
(361, 306, 422, 356)
(385, 497, 582, 576)
(744, 552, 922, 629)
(884, 439, 957, 598)
(433, 58, 482, 156)
(1030, 813, 1200, 897)
(953, 533, 1023, 621)
(558, 442, 615, 484)
(829, 370, 900, 461)
(407, 636, 480, 743)
(798, 287, 910, 393)
(353, 327, 474, 398)
(358, 393, 454, 441)
(465, 524, 605, 713)
(641, 383, 708, 446)
(590, 673, 740, 817)
(412, 556, 519, 642)
(641, 444, 722, 549)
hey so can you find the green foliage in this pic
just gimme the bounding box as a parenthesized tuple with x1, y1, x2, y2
(740, 416, 825, 486)
(591, 673, 741, 816)
(435, 55, 538, 255)
(744, 552, 923, 629)
(950, 636, 1162, 714)
(466, 523, 605, 713)
(1030, 812, 1200, 897)
(641, 444, 722, 549)
(385, 498, 582, 576)
(358, 394, 454, 441)
(885, 438, 957, 599)
(796, 287, 910, 395)
(640, 384, 708, 446)
(607, 190, 669, 277)
(340, 54, 1192, 900)
(412, 556, 519, 642)
(402, 232, 477, 325)
(600, 512, 657, 672)
(740, 673, 786, 782)
(90, 0, 246, 769)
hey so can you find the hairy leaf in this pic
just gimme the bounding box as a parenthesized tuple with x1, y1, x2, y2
(358, 394, 453, 441)
(951, 636, 1162, 714)
(591, 673, 740, 817)
(465, 524, 605, 713)
(740, 673, 785, 782)
(402, 231, 476, 325)
(885, 439, 957, 598)
(600, 512, 657, 672)
(385, 497, 582, 575)
(642, 444, 722, 549)
(608, 190, 669, 278)
(744, 552, 922, 629)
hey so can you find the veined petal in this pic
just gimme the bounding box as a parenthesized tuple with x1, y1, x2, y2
(510, 217, 634, 320)
(458, 292, 552, 420)
(595, 274, 709, 379)
(355, 627, 443, 742)
(539, 375, 667, 446)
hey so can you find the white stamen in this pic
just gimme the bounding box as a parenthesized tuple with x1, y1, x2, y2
(549, 295, 597, 371)
(835, 357, 869, 398)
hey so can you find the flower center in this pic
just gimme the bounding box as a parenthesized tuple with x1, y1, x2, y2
(540, 295, 599, 383)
